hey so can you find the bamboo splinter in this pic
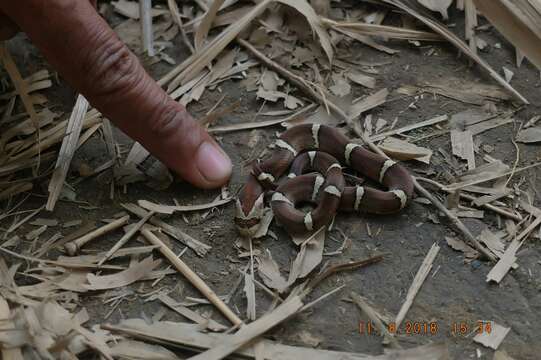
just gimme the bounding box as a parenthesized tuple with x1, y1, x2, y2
(140, 228, 243, 326)
(64, 215, 130, 256)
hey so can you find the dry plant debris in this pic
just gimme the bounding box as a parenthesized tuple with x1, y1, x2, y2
(2, 0, 541, 357)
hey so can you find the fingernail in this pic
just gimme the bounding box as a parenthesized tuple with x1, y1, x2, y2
(196, 142, 232, 183)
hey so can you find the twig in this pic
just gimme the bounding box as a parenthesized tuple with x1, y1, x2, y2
(350, 291, 401, 349)
(207, 103, 317, 133)
(187, 296, 303, 360)
(516, 214, 541, 243)
(239, 39, 496, 261)
(504, 136, 521, 188)
(305, 255, 384, 294)
(0, 43, 40, 131)
(140, 0, 155, 56)
(97, 211, 154, 267)
(383, 0, 528, 104)
(416, 177, 521, 221)
(444, 161, 541, 191)
(159, 294, 228, 332)
(237, 38, 338, 114)
(251, 276, 284, 304)
(6, 206, 43, 234)
(395, 243, 440, 328)
(369, 114, 448, 142)
(64, 215, 130, 256)
(412, 178, 495, 260)
(140, 228, 242, 326)
(301, 284, 345, 312)
(122, 203, 212, 256)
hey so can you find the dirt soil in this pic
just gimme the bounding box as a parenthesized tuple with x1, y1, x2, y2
(2, 5, 541, 360)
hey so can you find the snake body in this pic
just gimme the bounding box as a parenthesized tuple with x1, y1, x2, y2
(235, 124, 414, 237)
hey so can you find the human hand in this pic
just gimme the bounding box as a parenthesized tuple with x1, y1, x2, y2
(0, 1, 232, 189)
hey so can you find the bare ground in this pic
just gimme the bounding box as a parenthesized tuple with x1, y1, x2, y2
(2, 6, 541, 360)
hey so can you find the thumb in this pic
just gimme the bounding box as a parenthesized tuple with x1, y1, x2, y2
(1, 1, 232, 189)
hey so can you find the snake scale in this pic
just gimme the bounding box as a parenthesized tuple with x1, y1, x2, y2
(235, 124, 414, 237)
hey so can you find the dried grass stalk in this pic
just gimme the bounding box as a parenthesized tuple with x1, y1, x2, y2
(46, 95, 89, 211)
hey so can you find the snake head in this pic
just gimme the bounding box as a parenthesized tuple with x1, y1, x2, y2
(234, 193, 265, 238)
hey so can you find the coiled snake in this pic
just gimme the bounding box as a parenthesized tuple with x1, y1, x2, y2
(235, 124, 414, 237)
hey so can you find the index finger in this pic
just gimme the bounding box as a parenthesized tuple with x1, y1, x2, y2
(1, 1, 232, 189)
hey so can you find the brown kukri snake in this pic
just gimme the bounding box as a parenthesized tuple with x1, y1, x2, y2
(235, 124, 414, 238)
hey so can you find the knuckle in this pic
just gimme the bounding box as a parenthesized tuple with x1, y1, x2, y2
(81, 29, 143, 102)
(148, 103, 182, 138)
(148, 103, 201, 145)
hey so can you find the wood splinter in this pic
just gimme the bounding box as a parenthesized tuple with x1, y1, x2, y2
(63, 215, 130, 256)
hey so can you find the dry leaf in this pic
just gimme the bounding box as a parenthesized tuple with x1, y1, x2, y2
(474, 0, 541, 71)
(347, 71, 376, 89)
(110, 340, 180, 359)
(516, 127, 541, 143)
(260, 70, 284, 91)
(256, 249, 288, 293)
(478, 228, 505, 258)
(329, 73, 351, 97)
(385, 0, 528, 104)
(257, 89, 303, 109)
(348, 88, 388, 119)
(486, 240, 520, 283)
(106, 319, 450, 359)
(85, 256, 161, 290)
(288, 228, 326, 283)
(276, 0, 333, 64)
(379, 137, 432, 164)
(450, 130, 475, 170)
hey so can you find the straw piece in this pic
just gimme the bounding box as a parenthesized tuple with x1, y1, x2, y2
(140, 228, 242, 326)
